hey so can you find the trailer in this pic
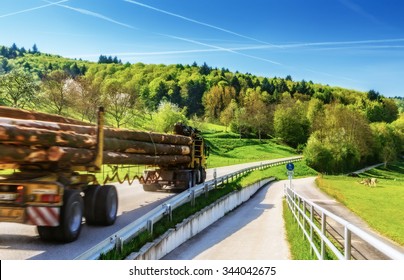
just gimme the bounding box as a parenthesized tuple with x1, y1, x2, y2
(0, 106, 207, 242)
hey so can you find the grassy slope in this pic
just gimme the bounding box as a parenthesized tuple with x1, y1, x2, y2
(315, 161, 404, 246)
(204, 132, 298, 168)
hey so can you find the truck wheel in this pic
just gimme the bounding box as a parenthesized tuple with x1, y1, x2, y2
(58, 190, 84, 242)
(38, 190, 83, 242)
(95, 185, 118, 226)
(84, 185, 101, 225)
(37, 225, 56, 241)
(142, 183, 160, 192)
(200, 168, 207, 183)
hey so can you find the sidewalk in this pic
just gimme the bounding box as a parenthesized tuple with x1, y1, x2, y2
(162, 180, 290, 260)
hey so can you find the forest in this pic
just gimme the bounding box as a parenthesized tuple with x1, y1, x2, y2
(1, 43, 403, 174)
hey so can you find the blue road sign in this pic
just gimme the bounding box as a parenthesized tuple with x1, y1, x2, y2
(286, 162, 295, 171)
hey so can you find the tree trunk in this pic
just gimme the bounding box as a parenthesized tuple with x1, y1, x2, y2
(47, 146, 191, 166)
(0, 117, 192, 145)
(0, 105, 91, 126)
(0, 117, 96, 135)
(0, 123, 96, 149)
(104, 128, 192, 145)
(103, 151, 191, 165)
(0, 144, 48, 164)
(104, 138, 190, 155)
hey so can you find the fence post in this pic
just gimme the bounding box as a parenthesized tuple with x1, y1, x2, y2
(164, 203, 173, 221)
(190, 190, 195, 207)
(344, 227, 352, 260)
(310, 204, 314, 255)
(303, 200, 306, 238)
(214, 169, 217, 188)
(321, 212, 326, 260)
(147, 219, 154, 235)
(115, 236, 123, 254)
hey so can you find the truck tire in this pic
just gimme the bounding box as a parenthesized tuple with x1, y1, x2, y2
(37, 225, 56, 241)
(94, 185, 118, 226)
(142, 183, 160, 192)
(84, 185, 101, 225)
(37, 189, 84, 243)
(200, 167, 207, 183)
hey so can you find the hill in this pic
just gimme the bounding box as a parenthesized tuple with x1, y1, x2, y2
(1, 43, 403, 174)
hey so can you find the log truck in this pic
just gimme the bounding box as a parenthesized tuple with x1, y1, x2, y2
(0, 106, 208, 242)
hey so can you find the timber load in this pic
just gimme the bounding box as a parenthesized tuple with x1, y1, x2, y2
(0, 106, 193, 169)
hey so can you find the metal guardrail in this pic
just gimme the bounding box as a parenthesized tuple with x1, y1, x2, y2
(284, 186, 404, 260)
(75, 156, 302, 259)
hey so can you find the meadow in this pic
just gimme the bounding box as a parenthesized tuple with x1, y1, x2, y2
(316, 161, 404, 246)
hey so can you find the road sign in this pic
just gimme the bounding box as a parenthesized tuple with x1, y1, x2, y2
(286, 162, 295, 171)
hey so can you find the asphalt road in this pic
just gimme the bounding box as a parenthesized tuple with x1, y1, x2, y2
(0, 157, 299, 260)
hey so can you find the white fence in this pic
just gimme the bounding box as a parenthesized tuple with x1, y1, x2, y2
(284, 186, 404, 260)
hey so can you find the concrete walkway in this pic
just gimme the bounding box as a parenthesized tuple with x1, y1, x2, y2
(162, 180, 291, 260)
(163, 176, 404, 260)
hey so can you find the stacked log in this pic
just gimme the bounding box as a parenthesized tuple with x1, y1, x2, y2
(0, 106, 193, 168)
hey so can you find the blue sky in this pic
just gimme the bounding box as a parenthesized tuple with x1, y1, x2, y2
(1, 0, 404, 97)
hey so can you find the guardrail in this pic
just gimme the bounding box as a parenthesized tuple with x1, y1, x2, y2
(284, 185, 404, 260)
(75, 156, 302, 260)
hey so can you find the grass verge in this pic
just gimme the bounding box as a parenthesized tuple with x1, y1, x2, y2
(315, 160, 404, 246)
(282, 199, 316, 260)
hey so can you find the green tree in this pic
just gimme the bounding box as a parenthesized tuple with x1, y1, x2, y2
(274, 100, 309, 148)
(371, 122, 400, 166)
(101, 78, 132, 128)
(41, 70, 71, 115)
(304, 105, 373, 173)
(0, 69, 39, 108)
(152, 101, 188, 133)
(73, 75, 102, 122)
(203, 84, 236, 121)
(306, 98, 325, 132)
(220, 99, 238, 132)
(181, 79, 206, 117)
(243, 88, 272, 140)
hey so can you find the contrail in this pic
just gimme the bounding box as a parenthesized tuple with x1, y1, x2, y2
(161, 34, 283, 66)
(124, 0, 278, 47)
(0, 0, 68, 18)
(277, 38, 404, 49)
(339, 0, 381, 25)
(43, 0, 136, 29)
(70, 45, 271, 58)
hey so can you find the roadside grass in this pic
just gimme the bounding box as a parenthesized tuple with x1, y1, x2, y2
(315, 161, 404, 246)
(282, 199, 317, 260)
(266, 161, 318, 180)
(205, 136, 298, 168)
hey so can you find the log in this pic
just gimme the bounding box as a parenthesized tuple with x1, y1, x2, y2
(0, 117, 192, 145)
(47, 147, 191, 166)
(103, 138, 190, 155)
(0, 124, 190, 155)
(47, 146, 95, 164)
(103, 151, 191, 165)
(104, 128, 192, 145)
(0, 123, 96, 149)
(0, 106, 92, 126)
(0, 144, 48, 164)
(0, 117, 96, 135)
